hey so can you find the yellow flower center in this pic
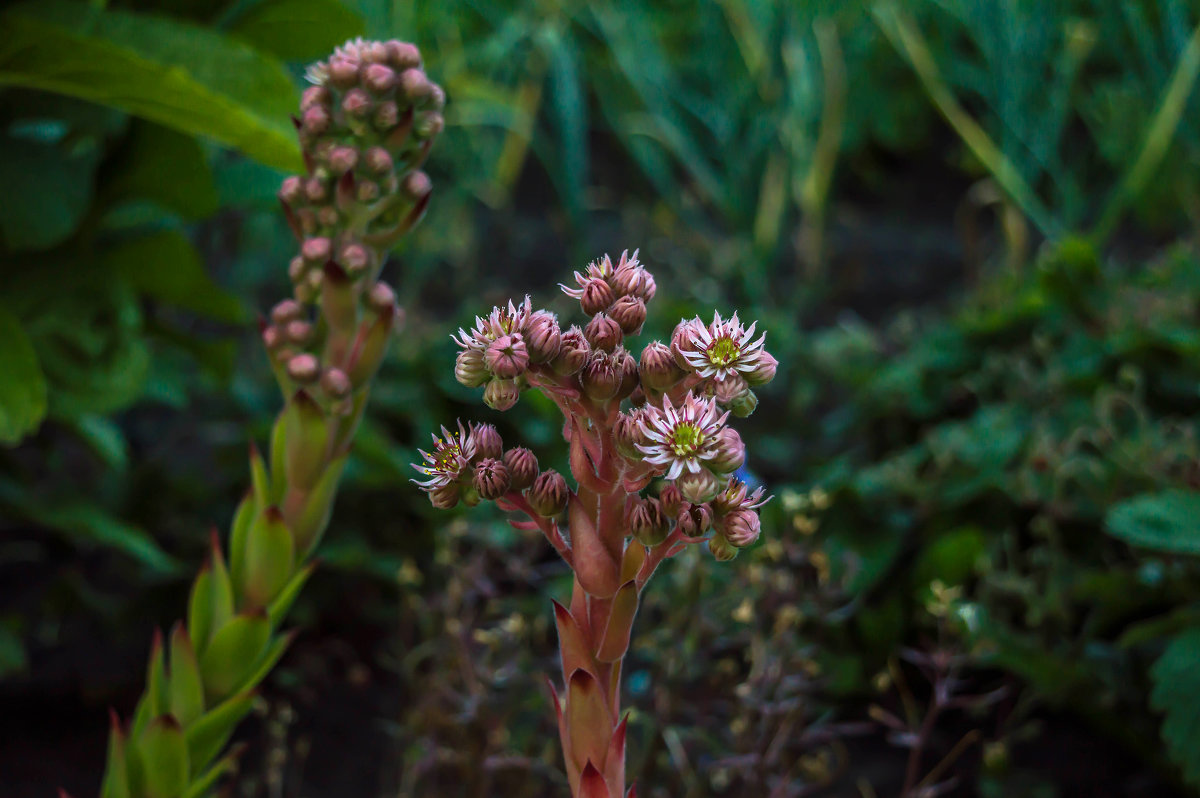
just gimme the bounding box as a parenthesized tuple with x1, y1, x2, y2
(707, 337, 740, 367)
(669, 422, 705, 456)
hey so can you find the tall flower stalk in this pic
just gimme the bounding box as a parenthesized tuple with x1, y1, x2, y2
(415, 252, 777, 797)
(95, 39, 443, 798)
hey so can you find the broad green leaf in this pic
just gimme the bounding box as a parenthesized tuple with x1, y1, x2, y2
(0, 306, 47, 445)
(1151, 627, 1200, 788)
(228, 0, 364, 61)
(0, 133, 99, 251)
(0, 1, 302, 171)
(103, 121, 219, 219)
(1105, 490, 1200, 555)
(103, 230, 247, 324)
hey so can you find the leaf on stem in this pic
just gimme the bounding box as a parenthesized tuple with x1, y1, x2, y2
(596, 580, 639, 663)
(553, 600, 594, 679)
(566, 668, 612, 775)
(579, 761, 611, 798)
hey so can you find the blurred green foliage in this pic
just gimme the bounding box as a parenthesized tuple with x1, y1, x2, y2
(3, 0, 1200, 794)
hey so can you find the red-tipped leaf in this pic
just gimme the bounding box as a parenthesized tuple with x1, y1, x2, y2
(579, 761, 611, 798)
(553, 600, 594, 679)
(566, 668, 613, 774)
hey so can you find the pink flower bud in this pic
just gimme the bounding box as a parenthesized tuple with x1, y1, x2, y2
(285, 319, 314, 345)
(630, 498, 670, 546)
(712, 373, 750, 406)
(722, 508, 761, 547)
(262, 325, 283, 350)
(279, 175, 303, 205)
(271, 299, 304, 325)
(426, 84, 446, 110)
(485, 334, 529, 379)
(670, 317, 704, 369)
(403, 171, 432, 200)
(639, 341, 683, 391)
(483, 377, 520, 411)
(659, 483, 683, 517)
(552, 325, 590, 375)
(317, 206, 340, 228)
(302, 237, 332, 264)
(364, 146, 393, 175)
(356, 180, 381, 202)
(676, 468, 721, 504)
(584, 313, 622, 352)
(609, 295, 646, 335)
(415, 111, 444, 139)
(386, 40, 421, 69)
(612, 410, 647, 458)
(709, 427, 745, 473)
(367, 281, 396, 314)
(616, 347, 639, 399)
(301, 86, 330, 112)
(321, 367, 351, 399)
(328, 56, 360, 88)
(286, 353, 320, 383)
(580, 353, 620, 401)
(429, 481, 460, 510)
(343, 88, 372, 117)
(578, 277, 615, 316)
(400, 68, 433, 102)
(304, 177, 328, 203)
(611, 256, 655, 300)
(302, 105, 330, 136)
(455, 348, 490, 388)
(473, 457, 511, 500)
(709, 534, 738, 561)
(362, 41, 389, 64)
(712, 479, 749, 515)
(528, 469, 569, 516)
(746, 350, 778, 386)
(503, 447, 539, 491)
(523, 310, 561, 363)
(471, 423, 504, 460)
(328, 146, 358, 175)
(364, 63, 396, 93)
(374, 101, 400, 129)
(340, 243, 370, 276)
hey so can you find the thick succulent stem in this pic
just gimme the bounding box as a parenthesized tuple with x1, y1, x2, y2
(96, 38, 443, 798)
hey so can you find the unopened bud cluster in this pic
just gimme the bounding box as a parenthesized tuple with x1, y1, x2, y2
(416, 250, 777, 559)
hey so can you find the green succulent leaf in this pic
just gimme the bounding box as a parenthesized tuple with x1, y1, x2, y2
(136, 716, 190, 798)
(185, 691, 257, 771)
(1151, 627, 1200, 788)
(198, 611, 271, 700)
(0, 0, 302, 171)
(0, 306, 47, 446)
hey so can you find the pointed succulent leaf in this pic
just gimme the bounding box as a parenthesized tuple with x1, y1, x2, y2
(579, 761, 611, 798)
(626, 785, 638, 798)
(619, 541, 645, 583)
(346, 306, 394, 385)
(167, 624, 205, 726)
(269, 414, 288, 504)
(240, 507, 295, 608)
(181, 745, 243, 798)
(100, 710, 130, 798)
(185, 690, 256, 770)
(236, 629, 296, 696)
(290, 453, 347, 555)
(249, 442, 271, 510)
(566, 668, 612, 774)
(136, 715, 189, 798)
(596, 580, 639, 663)
(603, 715, 628, 793)
(267, 562, 315, 628)
(188, 530, 234, 657)
(568, 497, 620, 598)
(228, 491, 257, 589)
(552, 600, 594, 680)
(283, 389, 330, 491)
(198, 610, 270, 700)
(131, 630, 167, 739)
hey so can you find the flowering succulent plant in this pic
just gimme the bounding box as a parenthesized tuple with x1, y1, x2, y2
(92, 39, 442, 798)
(414, 250, 776, 797)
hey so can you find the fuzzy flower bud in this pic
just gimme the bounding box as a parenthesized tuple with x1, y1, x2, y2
(320, 367, 351, 399)
(400, 68, 433, 102)
(729, 389, 758, 418)
(581, 353, 621, 401)
(364, 63, 397, 92)
(523, 310, 562, 363)
(722, 508, 761, 547)
(612, 253, 655, 301)
(302, 237, 332, 265)
(403, 171, 432, 200)
(284, 319, 314, 346)
(630, 498, 670, 546)
(429, 482, 461, 510)
(286, 353, 321, 383)
(639, 341, 683, 391)
(676, 502, 713, 536)
(659, 483, 683, 518)
(455, 348, 490, 388)
(343, 88, 372, 117)
(670, 317, 705, 369)
(676, 467, 722, 505)
(271, 299, 304, 326)
(613, 410, 647, 458)
(616, 347, 639, 399)
(364, 146, 393, 175)
(484, 334, 529, 379)
(473, 457, 511, 500)
(709, 427, 746, 473)
(709, 534, 738, 562)
(300, 86, 330, 112)
(577, 278, 614, 316)
(746, 350, 778, 386)
(585, 313, 622, 352)
(609, 295, 647, 335)
(552, 325, 590, 375)
(340, 243, 370, 277)
(279, 176, 303, 205)
(483, 377, 520, 411)
(328, 146, 358, 175)
(503, 447, 539, 491)
(471, 423, 504, 461)
(528, 469, 569, 516)
(302, 105, 331, 136)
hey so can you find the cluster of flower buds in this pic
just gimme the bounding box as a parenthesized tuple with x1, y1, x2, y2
(416, 251, 776, 798)
(280, 37, 444, 302)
